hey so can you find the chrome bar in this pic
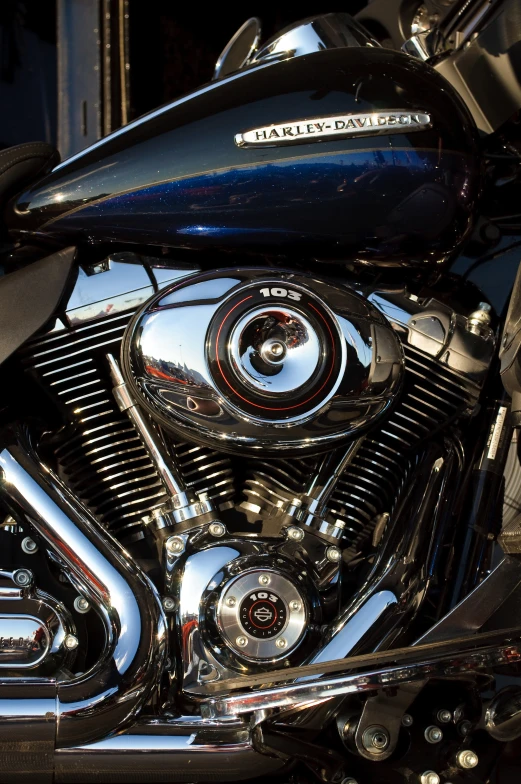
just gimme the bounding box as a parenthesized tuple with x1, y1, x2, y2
(55, 718, 284, 783)
(0, 425, 167, 747)
(201, 635, 521, 719)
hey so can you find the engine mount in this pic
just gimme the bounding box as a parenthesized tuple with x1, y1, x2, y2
(121, 269, 403, 455)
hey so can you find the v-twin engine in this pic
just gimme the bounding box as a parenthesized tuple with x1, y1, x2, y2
(0, 255, 499, 781)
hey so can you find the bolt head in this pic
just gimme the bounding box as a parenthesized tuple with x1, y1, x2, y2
(21, 537, 38, 554)
(424, 725, 443, 744)
(402, 714, 414, 727)
(420, 772, 440, 784)
(13, 569, 32, 587)
(290, 600, 302, 612)
(456, 750, 478, 769)
(64, 634, 79, 650)
(326, 546, 342, 563)
(342, 779, 359, 784)
(258, 574, 271, 586)
(287, 526, 304, 542)
(362, 726, 389, 752)
(236, 636, 248, 648)
(209, 522, 225, 538)
(437, 709, 452, 724)
(162, 596, 176, 612)
(275, 637, 287, 650)
(226, 596, 237, 608)
(166, 536, 185, 555)
(74, 596, 90, 613)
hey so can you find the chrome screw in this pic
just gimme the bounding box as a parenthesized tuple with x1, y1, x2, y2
(258, 574, 271, 586)
(402, 714, 414, 727)
(458, 719, 472, 736)
(290, 600, 302, 612)
(165, 536, 185, 555)
(209, 522, 225, 538)
(226, 596, 237, 608)
(74, 596, 90, 614)
(437, 709, 452, 724)
(286, 526, 304, 542)
(420, 772, 440, 784)
(64, 634, 79, 650)
(424, 725, 443, 744)
(456, 750, 478, 769)
(21, 537, 38, 554)
(362, 725, 390, 752)
(326, 546, 342, 563)
(162, 596, 176, 612)
(341, 779, 359, 784)
(275, 637, 287, 650)
(13, 569, 32, 587)
(236, 636, 248, 648)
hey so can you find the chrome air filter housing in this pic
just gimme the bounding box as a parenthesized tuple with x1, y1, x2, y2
(121, 269, 403, 455)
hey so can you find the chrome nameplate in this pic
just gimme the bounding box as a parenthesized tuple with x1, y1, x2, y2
(235, 110, 431, 147)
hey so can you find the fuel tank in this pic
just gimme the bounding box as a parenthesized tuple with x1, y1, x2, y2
(7, 47, 480, 267)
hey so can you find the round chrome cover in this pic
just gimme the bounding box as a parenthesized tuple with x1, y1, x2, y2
(121, 268, 404, 455)
(217, 569, 307, 661)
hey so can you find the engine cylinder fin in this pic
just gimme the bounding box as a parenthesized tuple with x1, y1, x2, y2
(19, 311, 235, 536)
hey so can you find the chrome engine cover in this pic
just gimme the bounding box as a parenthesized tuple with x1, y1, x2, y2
(121, 269, 403, 455)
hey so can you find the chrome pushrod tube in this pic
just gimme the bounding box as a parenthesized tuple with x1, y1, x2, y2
(0, 426, 168, 748)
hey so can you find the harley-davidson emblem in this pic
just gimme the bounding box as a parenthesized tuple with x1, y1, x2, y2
(235, 110, 431, 147)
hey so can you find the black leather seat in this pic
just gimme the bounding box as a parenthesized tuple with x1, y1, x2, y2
(0, 142, 60, 210)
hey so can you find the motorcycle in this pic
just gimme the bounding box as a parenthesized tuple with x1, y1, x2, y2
(1, 4, 521, 783)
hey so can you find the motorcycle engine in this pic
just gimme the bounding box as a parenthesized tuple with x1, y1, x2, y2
(17, 258, 495, 690)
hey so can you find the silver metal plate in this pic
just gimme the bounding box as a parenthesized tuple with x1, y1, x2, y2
(0, 614, 50, 668)
(235, 110, 431, 147)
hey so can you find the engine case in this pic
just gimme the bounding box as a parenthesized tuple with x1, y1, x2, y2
(121, 269, 404, 455)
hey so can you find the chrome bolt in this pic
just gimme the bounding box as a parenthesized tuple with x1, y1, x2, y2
(209, 522, 225, 538)
(236, 636, 248, 648)
(478, 301, 491, 312)
(165, 536, 185, 555)
(326, 546, 342, 563)
(402, 714, 414, 727)
(456, 750, 478, 769)
(13, 569, 32, 587)
(258, 574, 271, 586)
(275, 637, 287, 650)
(437, 709, 452, 724)
(420, 772, 440, 784)
(162, 596, 176, 612)
(74, 596, 90, 614)
(290, 600, 302, 612)
(64, 634, 79, 650)
(424, 725, 443, 744)
(342, 779, 359, 784)
(21, 537, 38, 554)
(458, 719, 472, 736)
(362, 725, 390, 752)
(226, 596, 237, 608)
(286, 526, 304, 542)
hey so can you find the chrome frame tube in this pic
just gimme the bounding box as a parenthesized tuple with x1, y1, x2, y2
(0, 425, 167, 747)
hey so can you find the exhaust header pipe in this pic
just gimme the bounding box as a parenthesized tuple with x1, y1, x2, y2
(0, 426, 284, 782)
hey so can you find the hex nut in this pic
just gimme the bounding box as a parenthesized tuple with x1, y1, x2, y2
(21, 537, 38, 554)
(64, 634, 79, 650)
(362, 725, 390, 752)
(286, 526, 304, 542)
(165, 536, 185, 555)
(456, 750, 478, 769)
(74, 596, 90, 614)
(424, 725, 443, 744)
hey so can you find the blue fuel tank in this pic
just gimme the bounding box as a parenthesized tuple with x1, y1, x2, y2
(7, 46, 481, 267)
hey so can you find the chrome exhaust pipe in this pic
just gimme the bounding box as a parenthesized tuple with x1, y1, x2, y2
(0, 426, 284, 782)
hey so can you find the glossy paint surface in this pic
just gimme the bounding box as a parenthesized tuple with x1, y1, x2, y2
(8, 47, 481, 266)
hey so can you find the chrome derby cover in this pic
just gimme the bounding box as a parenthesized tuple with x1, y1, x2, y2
(121, 269, 403, 454)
